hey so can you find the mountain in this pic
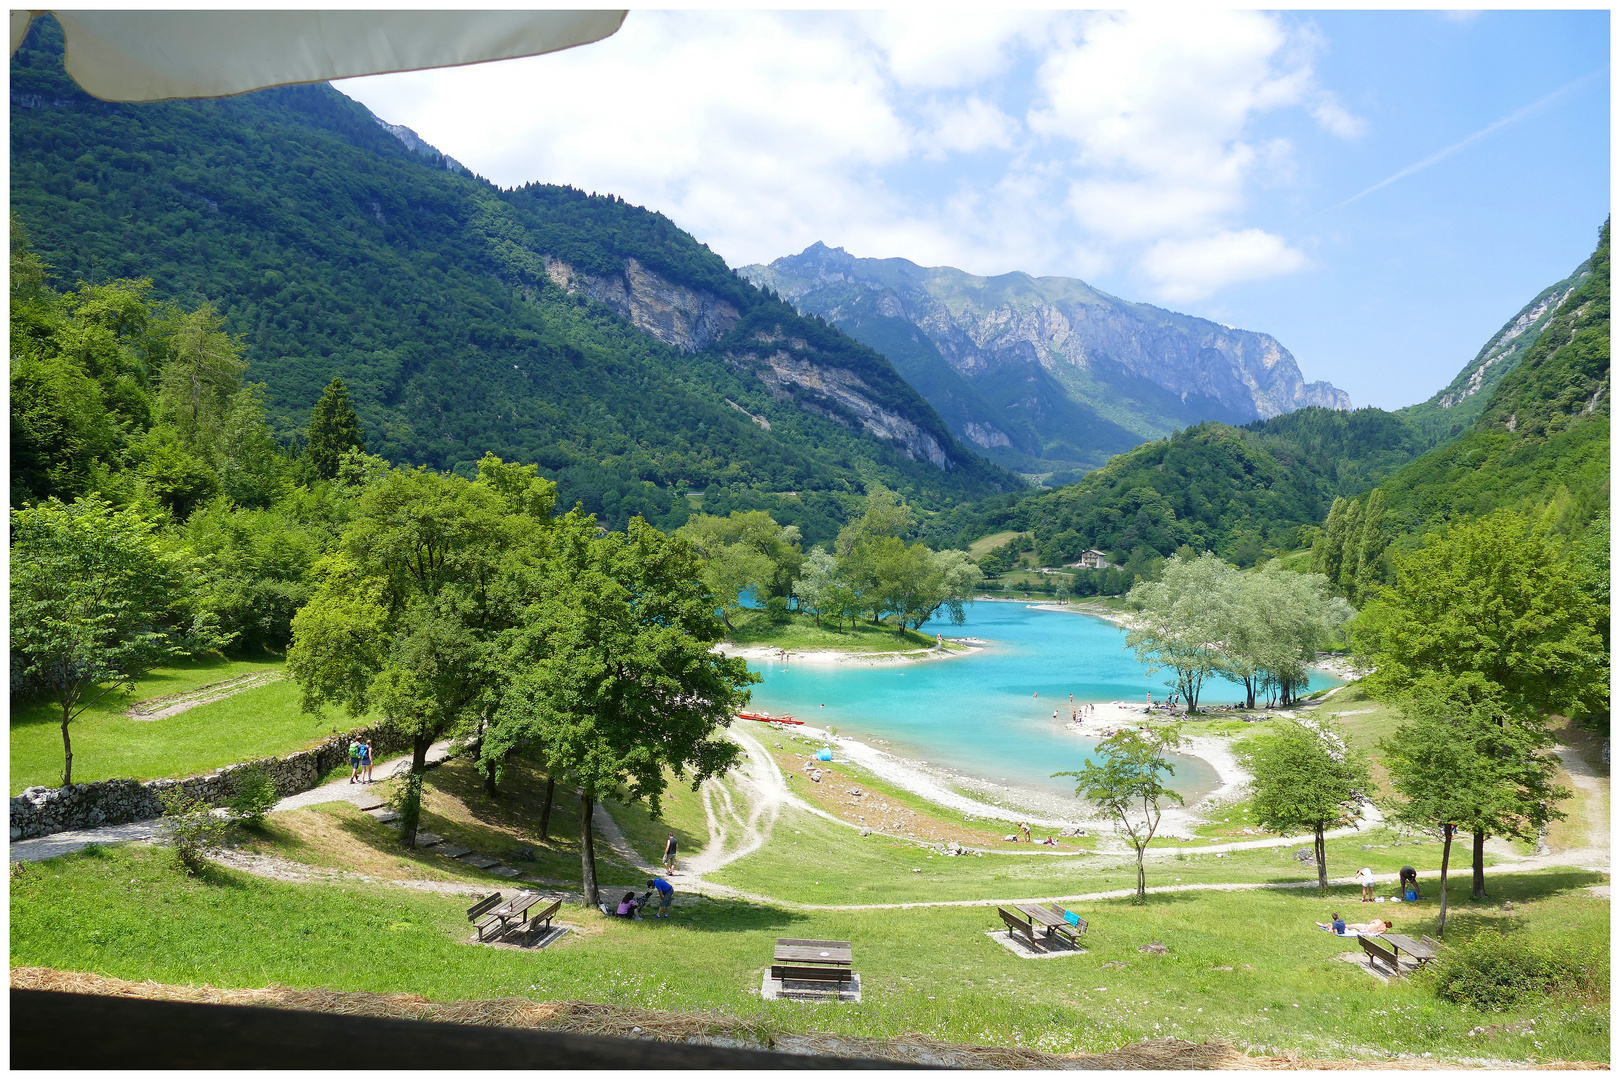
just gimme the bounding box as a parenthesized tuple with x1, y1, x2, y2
(741, 243, 1351, 475)
(923, 407, 1424, 570)
(8, 17, 1013, 545)
(1397, 252, 1597, 446)
(1376, 219, 1610, 544)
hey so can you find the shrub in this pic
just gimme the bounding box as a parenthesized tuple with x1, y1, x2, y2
(765, 595, 791, 625)
(158, 787, 230, 875)
(229, 765, 279, 828)
(388, 769, 424, 846)
(1429, 930, 1608, 1011)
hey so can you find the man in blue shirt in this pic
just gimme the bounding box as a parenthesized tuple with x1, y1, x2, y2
(647, 877, 674, 918)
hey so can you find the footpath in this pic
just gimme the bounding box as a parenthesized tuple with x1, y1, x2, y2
(9, 740, 452, 864)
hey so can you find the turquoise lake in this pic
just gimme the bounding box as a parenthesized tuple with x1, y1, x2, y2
(743, 602, 1342, 804)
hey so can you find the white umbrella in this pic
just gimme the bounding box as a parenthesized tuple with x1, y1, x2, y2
(9, 9, 626, 102)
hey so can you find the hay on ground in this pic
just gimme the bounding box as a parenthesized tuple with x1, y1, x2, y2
(9, 968, 1603, 1069)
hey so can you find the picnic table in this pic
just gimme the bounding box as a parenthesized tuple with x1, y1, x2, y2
(772, 938, 854, 990)
(484, 892, 544, 941)
(1382, 933, 1440, 967)
(1014, 903, 1083, 947)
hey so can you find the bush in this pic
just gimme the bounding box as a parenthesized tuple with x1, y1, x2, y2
(229, 765, 279, 828)
(765, 595, 791, 625)
(1429, 930, 1608, 1011)
(158, 787, 230, 875)
(389, 769, 424, 846)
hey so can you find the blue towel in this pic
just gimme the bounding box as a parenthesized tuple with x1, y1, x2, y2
(1063, 910, 1080, 927)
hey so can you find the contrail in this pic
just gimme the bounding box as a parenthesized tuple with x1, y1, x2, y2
(1332, 65, 1608, 210)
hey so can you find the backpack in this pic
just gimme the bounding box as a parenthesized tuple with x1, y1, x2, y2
(349, 741, 362, 762)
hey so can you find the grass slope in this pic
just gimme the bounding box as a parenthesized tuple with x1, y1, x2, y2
(11, 844, 1606, 1063)
(724, 610, 950, 654)
(9, 657, 347, 794)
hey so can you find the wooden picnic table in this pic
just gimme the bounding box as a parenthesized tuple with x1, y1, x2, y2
(774, 938, 852, 967)
(1015, 903, 1079, 946)
(1382, 933, 1439, 966)
(486, 892, 543, 939)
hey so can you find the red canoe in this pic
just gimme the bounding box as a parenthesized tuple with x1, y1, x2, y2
(737, 711, 802, 725)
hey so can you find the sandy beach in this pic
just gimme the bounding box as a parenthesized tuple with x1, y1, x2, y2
(752, 707, 1250, 842)
(715, 640, 984, 667)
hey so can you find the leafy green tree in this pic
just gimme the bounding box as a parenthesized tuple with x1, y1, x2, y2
(10, 496, 221, 785)
(305, 377, 366, 482)
(1379, 675, 1569, 933)
(213, 384, 290, 509)
(1241, 718, 1371, 892)
(492, 513, 755, 906)
(1124, 552, 1232, 712)
(835, 483, 915, 557)
(791, 547, 839, 626)
(1217, 564, 1350, 709)
(1057, 725, 1185, 903)
(159, 787, 231, 876)
(1354, 510, 1607, 723)
(676, 514, 776, 632)
(155, 302, 245, 453)
(287, 458, 552, 845)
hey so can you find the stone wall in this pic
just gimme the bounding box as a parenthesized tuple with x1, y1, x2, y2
(9, 721, 416, 841)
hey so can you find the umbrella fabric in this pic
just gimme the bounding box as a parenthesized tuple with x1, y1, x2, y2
(11, 10, 626, 102)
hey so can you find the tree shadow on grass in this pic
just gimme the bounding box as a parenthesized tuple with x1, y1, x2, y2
(588, 893, 811, 935)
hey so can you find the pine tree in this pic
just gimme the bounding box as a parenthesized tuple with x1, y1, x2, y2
(305, 377, 365, 481)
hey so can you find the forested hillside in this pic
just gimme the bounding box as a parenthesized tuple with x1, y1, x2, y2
(923, 407, 1426, 569)
(1375, 220, 1610, 547)
(9, 17, 1011, 543)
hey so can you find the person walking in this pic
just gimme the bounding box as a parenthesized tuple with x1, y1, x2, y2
(662, 832, 678, 872)
(348, 739, 362, 784)
(360, 739, 374, 783)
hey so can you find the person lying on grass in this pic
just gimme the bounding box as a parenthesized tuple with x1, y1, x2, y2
(1316, 916, 1391, 937)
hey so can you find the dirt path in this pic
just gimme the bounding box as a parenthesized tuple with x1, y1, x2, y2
(128, 671, 284, 721)
(270, 739, 453, 814)
(1553, 743, 1610, 855)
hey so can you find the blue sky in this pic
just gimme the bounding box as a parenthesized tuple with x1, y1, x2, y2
(340, 10, 1609, 410)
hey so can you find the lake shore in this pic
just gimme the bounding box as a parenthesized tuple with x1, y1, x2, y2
(754, 705, 1248, 841)
(715, 640, 984, 667)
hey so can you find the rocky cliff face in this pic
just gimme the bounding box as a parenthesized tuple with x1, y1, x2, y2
(543, 254, 740, 353)
(725, 332, 952, 468)
(743, 243, 1351, 470)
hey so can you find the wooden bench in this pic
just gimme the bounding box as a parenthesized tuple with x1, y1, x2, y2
(519, 899, 563, 946)
(770, 964, 853, 987)
(467, 893, 505, 942)
(1359, 935, 1400, 973)
(998, 907, 1040, 950)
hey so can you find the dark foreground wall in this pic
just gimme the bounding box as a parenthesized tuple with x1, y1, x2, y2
(11, 990, 915, 1070)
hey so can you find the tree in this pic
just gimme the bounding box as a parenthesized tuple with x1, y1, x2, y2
(1217, 564, 1350, 709)
(155, 302, 245, 453)
(492, 513, 756, 907)
(1241, 717, 1371, 892)
(1354, 510, 1606, 723)
(791, 547, 839, 626)
(1124, 553, 1232, 712)
(305, 377, 366, 482)
(1057, 725, 1185, 903)
(287, 457, 552, 845)
(1379, 674, 1568, 933)
(676, 514, 776, 632)
(10, 496, 219, 785)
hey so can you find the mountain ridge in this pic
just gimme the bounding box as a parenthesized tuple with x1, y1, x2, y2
(742, 242, 1350, 474)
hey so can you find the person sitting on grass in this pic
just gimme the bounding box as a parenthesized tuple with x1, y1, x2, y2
(647, 877, 674, 918)
(615, 891, 641, 919)
(1315, 912, 1348, 935)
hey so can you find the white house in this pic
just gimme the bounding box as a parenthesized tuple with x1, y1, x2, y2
(1066, 549, 1113, 570)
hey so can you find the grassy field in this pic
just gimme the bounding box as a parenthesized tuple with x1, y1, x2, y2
(724, 610, 953, 654)
(9, 656, 362, 794)
(11, 844, 1606, 1063)
(967, 530, 1025, 559)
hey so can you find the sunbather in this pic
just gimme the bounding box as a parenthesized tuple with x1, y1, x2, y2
(1315, 912, 1347, 935)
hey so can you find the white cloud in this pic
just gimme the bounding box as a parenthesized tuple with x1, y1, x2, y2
(338, 9, 1348, 299)
(1311, 94, 1367, 138)
(1139, 230, 1310, 302)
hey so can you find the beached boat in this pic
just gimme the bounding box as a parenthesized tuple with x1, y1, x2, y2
(737, 710, 801, 725)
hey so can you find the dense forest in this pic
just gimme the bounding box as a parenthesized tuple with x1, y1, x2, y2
(923, 406, 1428, 569)
(9, 17, 1012, 544)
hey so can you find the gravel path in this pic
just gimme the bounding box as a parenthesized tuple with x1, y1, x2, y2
(9, 739, 454, 864)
